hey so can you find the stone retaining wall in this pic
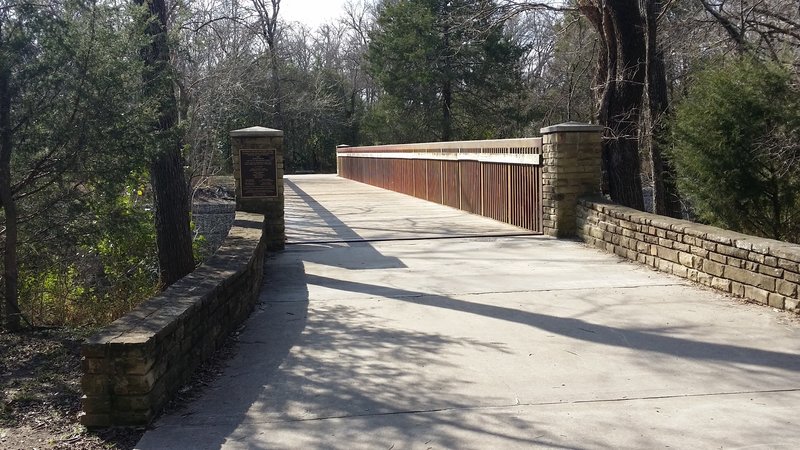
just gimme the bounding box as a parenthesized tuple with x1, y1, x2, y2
(192, 200, 236, 258)
(577, 197, 800, 312)
(80, 211, 265, 427)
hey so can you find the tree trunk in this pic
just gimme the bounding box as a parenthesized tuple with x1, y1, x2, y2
(252, 1, 284, 163)
(150, 151, 195, 286)
(268, 45, 283, 130)
(442, 78, 452, 141)
(580, 0, 645, 210)
(251, 1, 282, 126)
(349, 84, 359, 145)
(441, 10, 452, 141)
(645, 0, 682, 217)
(0, 42, 21, 330)
(137, 0, 195, 286)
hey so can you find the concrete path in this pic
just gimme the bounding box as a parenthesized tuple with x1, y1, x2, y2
(137, 174, 800, 449)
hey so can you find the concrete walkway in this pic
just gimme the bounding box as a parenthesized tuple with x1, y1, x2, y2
(137, 174, 800, 449)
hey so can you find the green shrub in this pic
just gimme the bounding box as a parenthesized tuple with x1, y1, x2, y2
(19, 187, 159, 326)
(670, 57, 800, 241)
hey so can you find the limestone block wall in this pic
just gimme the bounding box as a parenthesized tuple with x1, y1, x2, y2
(578, 197, 800, 312)
(80, 211, 265, 427)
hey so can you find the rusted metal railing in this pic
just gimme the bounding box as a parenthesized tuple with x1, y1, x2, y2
(336, 138, 543, 233)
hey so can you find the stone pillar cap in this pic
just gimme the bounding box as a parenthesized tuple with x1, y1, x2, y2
(230, 126, 284, 137)
(540, 121, 603, 134)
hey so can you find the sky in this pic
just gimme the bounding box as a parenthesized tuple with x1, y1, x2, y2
(279, 0, 351, 29)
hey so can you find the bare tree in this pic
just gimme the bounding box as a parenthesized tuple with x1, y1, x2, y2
(341, 0, 379, 143)
(252, 0, 284, 128)
(509, 10, 596, 126)
(178, 0, 261, 181)
(644, 0, 682, 217)
(698, 0, 800, 67)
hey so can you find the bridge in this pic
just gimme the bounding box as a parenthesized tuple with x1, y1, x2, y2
(80, 124, 800, 447)
(133, 172, 800, 448)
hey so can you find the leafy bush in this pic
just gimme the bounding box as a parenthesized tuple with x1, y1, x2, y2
(19, 187, 159, 326)
(670, 57, 800, 241)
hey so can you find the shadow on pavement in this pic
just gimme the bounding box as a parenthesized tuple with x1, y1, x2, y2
(284, 179, 406, 270)
(136, 177, 800, 449)
(305, 273, 800, 372)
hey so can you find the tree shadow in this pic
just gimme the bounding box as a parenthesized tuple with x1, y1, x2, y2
(138, 243, 800, 449)
(138, 249, 587, 449)
(305, 273, 800, 372)
(284, 179, 406, 270)
(284, 176, 537, 244)
(136, 176, 800, 449)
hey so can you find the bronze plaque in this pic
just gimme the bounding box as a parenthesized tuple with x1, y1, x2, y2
(240, 148, 278, 198)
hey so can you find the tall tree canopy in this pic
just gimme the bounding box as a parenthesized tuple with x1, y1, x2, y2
(670, 57, 800, 241)
(1, 0, 154, 328)
(366, 0, 528, 142)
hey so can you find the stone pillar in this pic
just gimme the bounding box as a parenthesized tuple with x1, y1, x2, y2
(230, 126, 285, 251)
(540, 122, 603, 238)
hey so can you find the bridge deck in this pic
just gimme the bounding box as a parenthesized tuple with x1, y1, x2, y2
(138, 174, 800, 449)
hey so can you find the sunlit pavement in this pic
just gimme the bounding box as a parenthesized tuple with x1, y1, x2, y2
(136, 174, 800, 449)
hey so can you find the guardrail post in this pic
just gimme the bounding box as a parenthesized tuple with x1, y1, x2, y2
(335, 144, 349, 177)
(540, 122, 603, 238)
(230, 126, 285, 251)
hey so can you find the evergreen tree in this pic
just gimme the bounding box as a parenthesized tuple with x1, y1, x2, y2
(365, 0, 527, 143)
(1, 0, 155, 328)
(670, 57, 800, 242)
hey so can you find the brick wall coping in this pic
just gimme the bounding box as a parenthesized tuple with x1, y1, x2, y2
(80, 211, 266, 427)
(578, 196, 800, 312)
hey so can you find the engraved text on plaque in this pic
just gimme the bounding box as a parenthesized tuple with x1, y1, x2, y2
(240, 148, 277, 198)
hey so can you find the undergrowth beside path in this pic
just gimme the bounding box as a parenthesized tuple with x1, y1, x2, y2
(0, 328, 143, 449)
(1, 322, 242, 449)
